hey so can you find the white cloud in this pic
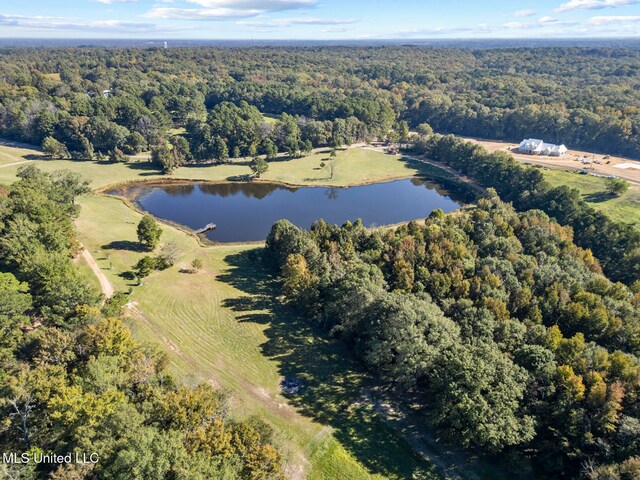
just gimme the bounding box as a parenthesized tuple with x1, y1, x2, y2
(145, 0, 317, 20)
(0, 14, 164, 32)
(238, 17, 356, 27)
(588, 14, 640, 23)
(145, 8, 260, 20)
(321, 26, 350, 33)
(186, 0, 316, 8)
(538, 16, 562, 24)
(555, 0, 640, 13)
(511, 9, 536, 17)
(389, 14, 584, 38)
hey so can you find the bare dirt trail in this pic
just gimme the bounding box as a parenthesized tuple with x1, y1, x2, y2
(0, 160, 32, 168)
(80, 247, 115, 298)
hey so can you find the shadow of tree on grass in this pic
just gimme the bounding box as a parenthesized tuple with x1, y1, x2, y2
(102, 240, 145, 252)
(218, 248, 440, 480)
(583, 192, 615, 203)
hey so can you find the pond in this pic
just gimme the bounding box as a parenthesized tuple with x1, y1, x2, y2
(111, 178, 469, 243)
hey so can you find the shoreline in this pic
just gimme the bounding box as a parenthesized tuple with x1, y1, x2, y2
(98, 171, 475, 249)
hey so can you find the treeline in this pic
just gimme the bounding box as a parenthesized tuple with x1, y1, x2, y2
(186, 101, 374, 163)
(1, 46, 639, 160)
(265, 195, 640, 479)
(0, 167, 285, 479)
(407, 131, 640, 285)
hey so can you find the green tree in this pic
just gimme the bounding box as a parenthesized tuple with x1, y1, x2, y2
(151, 144, 183, 175)
(41, 137, 68, 159)
(429, 343, 536, 452)
(250, 157, 269, 178)
(134, 255, 157, 278)
(108, 148, 129, 163)
(262, 139, 278, 161)
(606, 177, 629, 196)
(213, 136, 229, 163)
(136, 215, 162, 250)
(360, 293, 460, 386)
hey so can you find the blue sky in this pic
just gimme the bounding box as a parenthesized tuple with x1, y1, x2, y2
(2, 0, 640, 39)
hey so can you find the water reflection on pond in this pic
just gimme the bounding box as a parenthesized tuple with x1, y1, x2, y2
(111, 177, 469, 243)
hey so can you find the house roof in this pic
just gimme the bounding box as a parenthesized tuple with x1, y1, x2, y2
(519, 139, 544, 150)
(519, 139, 566, 153)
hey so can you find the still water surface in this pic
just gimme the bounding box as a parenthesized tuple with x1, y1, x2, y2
(113, 178, 466, 243)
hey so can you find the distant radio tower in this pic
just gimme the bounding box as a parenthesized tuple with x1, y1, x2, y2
(163, 41, 168, 49)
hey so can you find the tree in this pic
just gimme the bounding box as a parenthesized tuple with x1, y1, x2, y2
(250, 157, 269, 178)
(108, 148, 129, 163)
(213, 136, 229, 163)
(151, 144, 183, 175)
(606, 178, 629, 196)
(134, 256, 157, 279)
(429, 343, 536, 452)
(42, 137, 68, 159)
(155, 242, 179, 270)
(360, 293, 460, 386)
(170, 135, 192, 161)
(281, 254, 318, 312)
(0, 273, 32, 360)
(301, 140, 313, 156)
(262, 139, 278, 161)
(396, 120, 409, 141)
(137, 215, 162, 250)
(416, 123, 434, 137)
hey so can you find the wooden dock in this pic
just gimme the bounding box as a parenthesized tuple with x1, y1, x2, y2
(193, 223, 216, 234)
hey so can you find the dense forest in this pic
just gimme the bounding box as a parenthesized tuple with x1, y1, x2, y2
(266, 194, 640, 479)
(406, 130, 640, 285)
(0, 167, 285, 479)
(1, 46, 639, 161)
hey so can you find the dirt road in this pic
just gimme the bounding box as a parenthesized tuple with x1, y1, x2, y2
(81, 247, 115, 298)
(465, 137, 640, 185)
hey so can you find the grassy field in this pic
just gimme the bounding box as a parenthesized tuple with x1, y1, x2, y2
(75, 193, 441, 480)
(542, 168, 640, 226)
(0, 144, 420, 190)
(0, 143, 41, 167)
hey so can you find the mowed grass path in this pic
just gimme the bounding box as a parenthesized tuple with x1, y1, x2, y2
(76, 194, 440, 480)
(542, 168, 640, 226)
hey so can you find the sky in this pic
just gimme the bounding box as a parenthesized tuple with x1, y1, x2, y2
(1, 0, 640, 39)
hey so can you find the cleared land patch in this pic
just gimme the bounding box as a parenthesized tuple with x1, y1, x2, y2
(541, 168, 640, 226)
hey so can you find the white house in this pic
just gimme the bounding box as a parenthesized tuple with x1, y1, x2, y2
(544, 144, 567, 156)
(518, 139, 567, 157)
(518, 138, 545, 154)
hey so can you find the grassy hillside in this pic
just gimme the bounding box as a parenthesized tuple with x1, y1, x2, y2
(541, 168, 640, 226)
(0, 144, 420, 189)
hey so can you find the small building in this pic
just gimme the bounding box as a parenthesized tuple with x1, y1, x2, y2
(543, 144, 567, 156)
(518, 138, 567, 157)
(102, 89, 111, 98)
